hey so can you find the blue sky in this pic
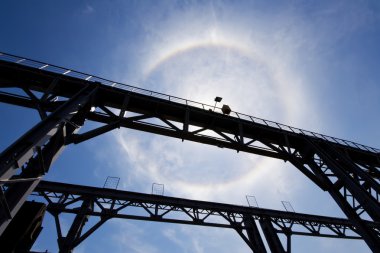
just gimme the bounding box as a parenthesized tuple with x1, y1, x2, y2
(1, 0, 380, 252)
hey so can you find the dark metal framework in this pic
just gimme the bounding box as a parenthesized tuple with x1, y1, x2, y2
(0, 81, 98, 235)
(0, 52, 379, 251)
(33, 180, 377, 253)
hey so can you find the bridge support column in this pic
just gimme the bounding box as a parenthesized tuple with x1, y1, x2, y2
(259, 217, 285, 253)
(242, 215, 267, 253)
(0, 84, 98, 236)
(58, 198, 93, 253)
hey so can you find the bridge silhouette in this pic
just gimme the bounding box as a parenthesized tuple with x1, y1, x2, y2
(0, 52, 379, 252)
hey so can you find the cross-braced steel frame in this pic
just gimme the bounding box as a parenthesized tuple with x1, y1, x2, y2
(0, 52, 380, 252)
(32, 180, 378, 253)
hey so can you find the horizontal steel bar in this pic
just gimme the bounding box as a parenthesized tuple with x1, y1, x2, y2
(33, 181, 380, 240)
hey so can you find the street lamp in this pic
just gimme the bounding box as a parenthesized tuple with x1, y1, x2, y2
(213, 96, 222, 111)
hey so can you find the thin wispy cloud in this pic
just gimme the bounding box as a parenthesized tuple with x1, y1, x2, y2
(82, 4, 94, 15)
(109, 220, 160, 253)
(97, 1, 376, 252)
(109, 0, 323, 205)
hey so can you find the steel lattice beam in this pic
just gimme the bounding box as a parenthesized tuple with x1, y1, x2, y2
(32, 180, 379, 252)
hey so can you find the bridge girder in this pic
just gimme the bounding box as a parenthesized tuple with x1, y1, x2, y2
(0, 53, 380, 251)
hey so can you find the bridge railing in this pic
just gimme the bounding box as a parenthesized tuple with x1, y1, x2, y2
(1, 52, 378, 154)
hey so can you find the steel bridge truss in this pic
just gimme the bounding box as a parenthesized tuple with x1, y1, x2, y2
(33, 180, 376, 253)
(0, 53, 380, 251)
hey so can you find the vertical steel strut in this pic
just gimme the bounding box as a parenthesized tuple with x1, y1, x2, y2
(58, 198, 94, 253)
(259, 217, 286, 253)
(242, 215, 267, 253)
